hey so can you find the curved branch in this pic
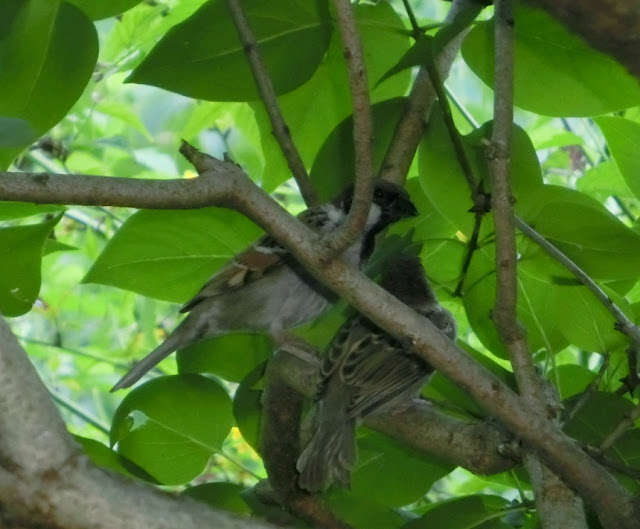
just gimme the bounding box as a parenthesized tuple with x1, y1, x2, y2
(0, 319, 276, 529)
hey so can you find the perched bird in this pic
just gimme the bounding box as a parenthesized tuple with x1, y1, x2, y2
(111, 181, 418, 391)
(296, 255, 456, 493)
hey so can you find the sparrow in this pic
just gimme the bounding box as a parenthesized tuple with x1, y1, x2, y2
(296, 254, 456, 493)
(111, 180, 418, 391)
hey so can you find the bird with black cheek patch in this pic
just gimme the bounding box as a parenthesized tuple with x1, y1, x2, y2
(111, 180, 418, 391)
(296, 254, 456, 493)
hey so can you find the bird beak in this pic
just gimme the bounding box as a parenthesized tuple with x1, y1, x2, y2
(401, 198, 419, 219)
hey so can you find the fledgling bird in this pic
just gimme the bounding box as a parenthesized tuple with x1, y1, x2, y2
(296, 255, 456, 493)
(111, 181, 418, 391)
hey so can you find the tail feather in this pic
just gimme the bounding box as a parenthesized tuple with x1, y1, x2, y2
(296, 420, 356, 493)
(111, 333, 183, 392)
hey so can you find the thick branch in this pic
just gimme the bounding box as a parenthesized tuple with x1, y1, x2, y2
(0, 319, 275, 529)
(226, 0, 318, 207)
(524, 0, 640, 80)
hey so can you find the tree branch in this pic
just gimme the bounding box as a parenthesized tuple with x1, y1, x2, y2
(260, 354, 353, 529)
(225, 0, 318, 207)
(323, 0, 374, 257)
(0, 319, 276, 529)
(379, 0, 482, 186)
(488, 3, 587, 528)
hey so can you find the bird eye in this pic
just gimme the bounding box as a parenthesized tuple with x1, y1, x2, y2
(374, 188, 384, 200)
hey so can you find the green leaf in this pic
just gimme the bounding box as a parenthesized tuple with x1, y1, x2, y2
(403, 495, 512, 529)
(83, 208, 263, 302)
(418, 108, 542, 236)
(0, 0, 98, 167)
(232, 362, 266, 453)
(327, 490, 407, 529)
(352, 430, 454, 507)
(66, 0, 143, 20)
(177, 332, 272, 383)
(183, 482, 250, 514)
(565, 392, 634, 446)
(256, 1, 411, 192)
(0, 117, 37, 147)
(594, 117, 640, 201)
(110, 375, 233, 485)
(128, 0, 332, 102)
(548, 364, 597, 401)
(461, 4, 640, 117)
(0, 202, 64, 220)
(518, 185, 640, 281)
(577, 160, 635, 202)
(0, 215, 60, 316)
(310, 98, 407, 201)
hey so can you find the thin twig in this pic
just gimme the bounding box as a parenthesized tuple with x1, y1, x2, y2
(226, 0, 318, 207)
(323, 0, 374, 258)
(49, 389, 110, 435)
(564, 354, 610, 425)
(599, 402, 640, 453)
(514, 216, 640, 348)
(379, 0, 480, 186)
(584, 446, 640, 481)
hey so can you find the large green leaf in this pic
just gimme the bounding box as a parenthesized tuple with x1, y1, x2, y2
(128, 0, 332, 102)
(403, 495, 512, 529)
(310, 98, 407, 201)
(232, 362, 265, 453)
(177, 332, 272, 383)
(0, 215, 60, 316)
(66, 0, 142, 20)
(0, 202, 64, 220)
(256, 1, 411, 192)
(594, 117, 640, 201)
(518, 185, 640, 281)
(351, 430, 454, 507)
(461, 4, 640, 117)
(327, 490, 407, 529)
(418, 108, 543, 236)
(83, 208, 263, 302)
(110, 375, 233, 485)
(0, 0, 98, 168)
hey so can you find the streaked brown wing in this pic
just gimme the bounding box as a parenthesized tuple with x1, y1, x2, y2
(179, 233, 286, 313)
(179, 206, 331, 313)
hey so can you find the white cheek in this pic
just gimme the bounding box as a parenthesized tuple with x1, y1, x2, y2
(366, 203, 382, 228)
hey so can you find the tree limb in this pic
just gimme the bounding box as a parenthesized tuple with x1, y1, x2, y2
(0, 318, 276, 529)
(488, 2, 587, 528)
(323, 0, 374, 257)
(379, 0, 483, 186)
(225, 0, 318, 207)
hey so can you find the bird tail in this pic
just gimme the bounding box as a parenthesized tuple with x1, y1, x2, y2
(110, 333, 181, 392)
(296, 417, 357, 493)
